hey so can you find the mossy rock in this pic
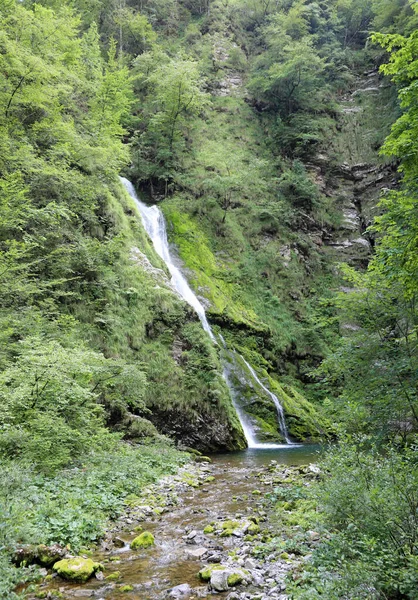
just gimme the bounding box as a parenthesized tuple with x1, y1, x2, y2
(199, 564, 224, 581)
(105, 571, 121, 581)
(227, 571, 246, 586)
(204, 476, 215, 483)
(220, 528, 234, 537)
(194, 455, 211, 463)
(221, 520, 240, 530)
(247, 523, 260, 534)
(203, 525, 214, 534)
(199, 564, 249, 586)
(120, 585, 134, 592)
(53, 557, 103, 582)
(130, 531, 155, 549)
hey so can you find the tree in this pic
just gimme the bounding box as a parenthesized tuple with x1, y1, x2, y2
(132, 53, 208, 188)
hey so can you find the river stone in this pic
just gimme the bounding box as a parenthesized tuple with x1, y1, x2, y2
(244, 558, 256, 570)
(186, 547, 208, 559)
(210, 569, 230, 591)
(53, 557, 103, 583)
(167, 583, 192, 597)
(131, 531, 155, 549)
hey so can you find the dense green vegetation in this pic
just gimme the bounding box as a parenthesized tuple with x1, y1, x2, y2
(0, 0, 417, 596)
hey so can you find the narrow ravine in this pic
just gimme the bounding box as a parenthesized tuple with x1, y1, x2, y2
(38, 446, 320, 600)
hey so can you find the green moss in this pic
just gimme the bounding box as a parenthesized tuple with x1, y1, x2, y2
(162, 205, 263, 331)
(199, 565, 221, 581)
(203, 525, 214, 534)
(120, 585, 134, 592)
(105, 571, 121, 581)
(227, 571, 247, 586)
(221, 520, 240, 530)
(247, 523, 261, 534)
(220, 528, 234, 537)
(130, 531, 155, 549)
(53, 557, 103, 583)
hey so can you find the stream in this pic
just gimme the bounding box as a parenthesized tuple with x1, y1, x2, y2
(33, 181, 323, 600)
(44, 445, 320, 600)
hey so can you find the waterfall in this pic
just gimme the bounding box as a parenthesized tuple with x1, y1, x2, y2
(240, 357, 292, 444)
(120, 178, 214, 342)
(121, 177, 292, 448)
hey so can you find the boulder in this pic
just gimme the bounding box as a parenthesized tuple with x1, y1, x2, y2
(53, 557, 103, 582)
(210, 569, 229, 591)
(130, 531, 155, 549)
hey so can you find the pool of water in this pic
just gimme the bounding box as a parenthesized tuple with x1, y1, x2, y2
(212, 443, 323, 469)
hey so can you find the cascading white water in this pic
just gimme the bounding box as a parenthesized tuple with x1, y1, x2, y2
(240, 357, 292, 444)
(121, 178, 214, 342)
(121, 177, 293, 448)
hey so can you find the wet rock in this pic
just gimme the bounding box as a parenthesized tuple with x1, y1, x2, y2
(53, 557, 103, 583)
(95, 570, 105, 580)
(186, 547, 208, 559)
(113, 536, 125, 548)
(207, 552, 223, 563)
(167, 583, 192, 598)
(13, 543, 67, 567)
(72, 590, 94, 598)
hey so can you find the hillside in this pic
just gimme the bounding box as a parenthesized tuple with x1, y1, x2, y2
(1, 0, 418, 597)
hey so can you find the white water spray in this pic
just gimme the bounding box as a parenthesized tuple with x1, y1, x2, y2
(121, 177, 293, 448)
(121, 178, 214, 341)
(240, 358, 292, 444)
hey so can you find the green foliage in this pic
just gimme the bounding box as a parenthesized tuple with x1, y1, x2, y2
(0, 444, 188, 595)
(132, 51, 208, 185)
(291, 442, 418, 599)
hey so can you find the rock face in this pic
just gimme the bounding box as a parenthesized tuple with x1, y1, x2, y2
(53, 557, 103, 582)
(130, 531, 155, 549)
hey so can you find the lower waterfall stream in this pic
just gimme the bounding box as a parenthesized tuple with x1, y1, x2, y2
(121, 178, 292, 448)
(42, 446, 320, 600)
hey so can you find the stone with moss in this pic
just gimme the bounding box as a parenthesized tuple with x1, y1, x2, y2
(53, 557, 103, 582)
(120, 584, 134, 592)
(221, 520, 240, 530)
(199, 564, 224, 581)
(105, 571, 121, 581)
(220, 528, 234, 537)
(247, 523, 260, 534)
(130, 531, 155, 549)
(203, 524, 214, 534)
(194, 455, 211, 463)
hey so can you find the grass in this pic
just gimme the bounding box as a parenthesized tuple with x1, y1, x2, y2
(0, 443, 189, 599)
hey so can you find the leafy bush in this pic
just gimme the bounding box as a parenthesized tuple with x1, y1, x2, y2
(292, 441, 418, 599)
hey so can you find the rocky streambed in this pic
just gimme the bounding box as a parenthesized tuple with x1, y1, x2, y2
(28, 447, 321, 600)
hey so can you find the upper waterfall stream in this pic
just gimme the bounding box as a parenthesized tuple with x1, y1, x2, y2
(121, 177, 292, 448)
